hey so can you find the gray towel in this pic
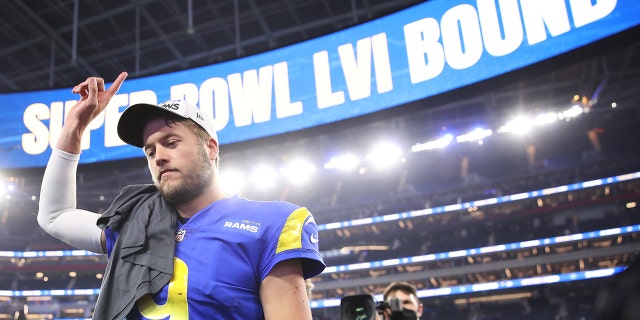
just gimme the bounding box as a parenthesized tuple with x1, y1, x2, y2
(94, 184, 177, 320)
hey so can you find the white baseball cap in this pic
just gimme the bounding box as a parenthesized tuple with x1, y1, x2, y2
(117, 100, 218, 148)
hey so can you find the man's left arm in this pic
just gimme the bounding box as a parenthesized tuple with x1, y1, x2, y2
(260, 259, 313, 320)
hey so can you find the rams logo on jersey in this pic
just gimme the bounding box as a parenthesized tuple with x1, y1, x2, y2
(223, 221, 260, 233)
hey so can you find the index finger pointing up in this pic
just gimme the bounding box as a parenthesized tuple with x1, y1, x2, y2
(105, 72, 128, 99)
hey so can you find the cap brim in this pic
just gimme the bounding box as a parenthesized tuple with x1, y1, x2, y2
(117, 103, 175, 148)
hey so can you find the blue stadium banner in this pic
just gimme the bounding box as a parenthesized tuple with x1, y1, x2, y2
(1, 0, 639, 168)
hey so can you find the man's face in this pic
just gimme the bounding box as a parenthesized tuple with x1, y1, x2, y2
(384, 290, 423, 320)
(142, 118, 214, 204)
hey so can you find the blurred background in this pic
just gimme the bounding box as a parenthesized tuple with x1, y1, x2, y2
(0, 1, 639, 319)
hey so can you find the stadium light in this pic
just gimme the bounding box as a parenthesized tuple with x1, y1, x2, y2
(557, 104, 583, 120)
(498, 117, 532, 135)
(498, 110, 559, 135)
(533, 112, 558, 126)
(280, 159, 316, 185)
(220, 169, 246, 195)
(0, 175, 7, 203)
(411, 134, 453, 152)
(456, 128, 493, 143)
(249, 165, 278, 191)
(365, 142, 403, 169)
(324, 154, 360, 171)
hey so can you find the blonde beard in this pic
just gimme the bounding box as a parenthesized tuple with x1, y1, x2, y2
(153, 146, 213, 205)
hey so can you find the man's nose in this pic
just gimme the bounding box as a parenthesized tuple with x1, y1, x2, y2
(154, 147, 169, 165)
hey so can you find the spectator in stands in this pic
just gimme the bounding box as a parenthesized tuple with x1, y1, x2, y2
(381, 281, 424, 320)
(36, 72, 324, 319)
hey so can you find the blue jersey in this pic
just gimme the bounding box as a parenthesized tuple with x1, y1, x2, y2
(105, 195, 325, 319)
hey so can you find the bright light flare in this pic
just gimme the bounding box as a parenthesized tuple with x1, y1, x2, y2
(249, 165, 278, 190)
(558, 105, 583, 120)
(412, 134, 453, 152)
(220, 169, 246, 195)
(0, 176, 6, 202)
(366, 142, 403, 169)
(498, 117, 531, 135)
(534, 112, 557, 125)
(456, 128, 493, 143)
(498, 112, 558, 136)
(281, 159, 316, 185)
(324, 154, 360, 171)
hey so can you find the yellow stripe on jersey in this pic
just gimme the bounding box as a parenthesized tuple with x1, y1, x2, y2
(276, 207, 310, 254)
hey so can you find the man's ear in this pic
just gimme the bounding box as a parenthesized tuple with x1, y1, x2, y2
(207, 138, 219, 160)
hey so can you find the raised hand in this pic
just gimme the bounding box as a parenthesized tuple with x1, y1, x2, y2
(70, 72, 128, 130)
(57, 72, 128, 153)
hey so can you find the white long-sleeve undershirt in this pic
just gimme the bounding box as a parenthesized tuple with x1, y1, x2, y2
(37, 148, 105, 254)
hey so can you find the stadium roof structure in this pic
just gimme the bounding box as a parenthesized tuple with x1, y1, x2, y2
(0, 0, 426, 93)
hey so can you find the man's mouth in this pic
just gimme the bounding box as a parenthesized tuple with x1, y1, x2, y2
(159, 169, 178, 180)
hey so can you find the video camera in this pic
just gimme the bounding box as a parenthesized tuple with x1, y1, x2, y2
(340, 294, 417, 320)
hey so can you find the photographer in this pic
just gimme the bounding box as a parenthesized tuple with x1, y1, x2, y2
(381, 282, 424, 320)
(339, 282, 424, 320)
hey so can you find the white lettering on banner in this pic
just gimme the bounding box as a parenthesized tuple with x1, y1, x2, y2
(171, 83, 199, 108)
(314, 33, 393, 108)
(570, 0, 616, 28)
(22, 100, 77, 155)
(105, 93, 138, 147)
(338, 33, 393, 101)
(193, 62, 301, 129)
(48, 102, 65, 153)
(404, 0, 617, 83)
(521, 0, 571, 45)
(21, 93, 141, 153)
(478, 0, 523, 57)
(171, 83, 198, 100)
(313, 50, 345, 109)
(371, 33, 394, 94)
(80, 107, 105, 151)
(228, 66, 274, 126)
(405, 18, 446, 84)
(19, 0, 620, 156)
(274, 62, 303, 118)
(227, 62, 302, 127)
(198, 77, 230, 132)
(442, 4, 484, 70)
(22, 103, 50, 155)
